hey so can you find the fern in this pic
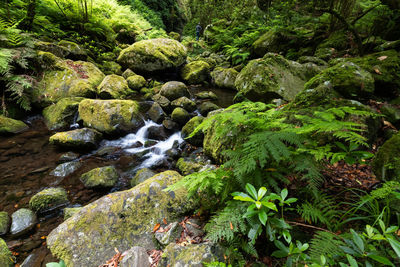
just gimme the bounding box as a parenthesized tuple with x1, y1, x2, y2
(6, 75, 33, 111)
(308, 231, 345, 263)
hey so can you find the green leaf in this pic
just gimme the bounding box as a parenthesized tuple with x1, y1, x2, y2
(261, 201, 278, 211)
(274, 240, 289, 253)
(346, 254, 358, 267)
(246, 183, 258, 200)
(256, 201, 262, 209)
(271, 250, 288, 258)
(257, 187, 267, 200)
(386, 226, 398, 234)
(285, 198, 297, 204)
(351, 229, 364, 252)
(46, 263, 62, 267)
(232, 192, 254, 202)
(387, 237, 400, 258)
(258, 210, 268, 225)
(367, 254, 394, 266)
(281, 188, 288, 200)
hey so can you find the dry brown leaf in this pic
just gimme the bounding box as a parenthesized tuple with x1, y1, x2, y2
(377, 55, 388, 61)
(230, 222, 233, 230)
(163, 218, 167, 224)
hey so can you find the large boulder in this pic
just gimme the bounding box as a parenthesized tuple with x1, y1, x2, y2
(181, 60, 211, 84)
(43, 97, 84, 130)
(117, 38, 187, 72)
(97, 74, 132, 99)
(182, 116, 205, 147)
(0, 115, 28, 134)
(80, 166, 119, 188)
(78, 99, 143, 134)
(211, 67, 238, 90)
(35, 52, 105, 105)
(47, 171, 193, 267)
(29, 188, 69, 213)
(235, 53, 306, 103)
(159, 81, 190, 101)
(372, 132, 400, 181)
(49, 128, 102, 150)
(0, 238, 13, 267)
(35, 40, 87, 60)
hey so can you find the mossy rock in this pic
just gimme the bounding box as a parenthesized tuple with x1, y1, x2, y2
(159, 81, 190, 101)
(210, 67, 238, 90)
(117, 38, 187, 72)
(152, 94, 171, 112)
(97, 74, 132, 99)
(0, 238, 13, 267)
(80, 166, 119, 188)
(29, 188, 69, 213)
(171, 97, 196, 112)
(130, 168, 156, 187)
(0, 115, 28, 134)
(35, 41, 68, 59)
(35, 53, 105, 106)
(182, 116, 204, 147)
(122, 69, 136, 79)
(47, 171, 194, 267)
(49, 128, 102, 150)
(199, 102, 220, 116)
(0, 212, 9, 235)
(314, 47, 336, 61)
(158, 242, 224, 267)
(78, 99, 143, 135)
(195, 91, 218, 100)
(127, 75, 147, 91)
(58, 40, 87, 60)
(317, 31, 349, 51)
(181, 61, 211, 84)
(43, 97, 85, 130)
(304, 61, 374, 99)
(64, 207, 82, 220)
(147, 102, 166, 123)
(235, 53, 306, 103)
(168, 31, 181, 41)
(176, 157, 204, 175)
(380, 103, 400, 125)
(298, 56, 328, 66)
(101, 61, 123, 75)
(372, 132, 400, 181)
(171, 107, 190, 126)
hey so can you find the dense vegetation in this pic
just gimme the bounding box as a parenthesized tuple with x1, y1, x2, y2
(2, 0, 400, 266)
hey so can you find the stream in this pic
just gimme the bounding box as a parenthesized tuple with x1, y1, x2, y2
(0, 85, 235, 266)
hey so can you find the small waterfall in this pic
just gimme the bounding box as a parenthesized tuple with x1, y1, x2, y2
(70, 111, 80, 129)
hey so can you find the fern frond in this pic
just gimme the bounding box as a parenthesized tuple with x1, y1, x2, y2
(308, 231, 345, 262)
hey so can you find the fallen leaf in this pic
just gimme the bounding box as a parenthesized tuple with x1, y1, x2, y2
(377, 55, 388, 61)
(40, 236, 46, 240)
(230, 222, 233, 230)
(153, 223, 161, 233)
(374, 68, 382, 74)
(163, 218, 167, 224)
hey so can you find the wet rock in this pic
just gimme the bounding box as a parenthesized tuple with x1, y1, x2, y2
(162, 119, 179, 131)
(10, 208, 37, 237)
(80, 166, 119, 188)
(79, 99, 143, 135)
(210, 67, 238, 90)
(29, 188, 69, 213)
(97, 74, 132, 99)
(50, 128, 102, 150)
(50, 161, 82, 177)
(235, 53, 306, 103)
(195, 91, 218, 100)
(130, 168, 156, 187)
(199, 102, 220, 116)
(43, 97, 84, 130)
(47, 171, 194, 267)
(147, 125, 168, 141)
(155, 222, 182, 247)
(0, 238, 13, 266)
(182, 116, 204, 147)
(0, 115, 28, 134)
(120, 246, 150, 267)
(158, 242, 224, 267)
(127, 75, 147, 91)
(176, 157, 205, 175)
(160, 81, 190, 101)
(58, 152, 79, 163)
(122, 69, 136, 79)
(148, 102, 166, 123)
(181, 60, 211, 84)
(186, 218, 204, 237)
(152, 94, 171, 113)
(166, 148, 180, 159)
(0, 212, 9, 235)
(171, 107, 190, 126)
(64, 207, 82, 220)
(171, 97, 196, 112)
(117, 38, 187, 72)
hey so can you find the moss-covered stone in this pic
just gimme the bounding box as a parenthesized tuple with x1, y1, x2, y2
(101, 61, 123, 75)
(171, 97, 196, 112)
(314, 47, 336, 61)
(58, 40, 87, 60)
(211, 67, 238, 90)
(80, 166, 119, 188)
(78, 99, 143, 134)
(35, 41, 68, 59)
(29, 188, 69, 213)
(49, 128, 102, 150)
(35, 54, 105, 106)
(317, 31, 349, 51)
(372, 132, 400, 181)
(0, 212, 9, 235)
(235, 53, 306, 103)
(0, 115, 28, 134)
(159, 81, 190, 101)
(117, 38, 187, 72)
(127, 74, 147, 90)
(47, 171, 194, 267)
(130, 168, 156, 187)
(43, 97, 84, 130)
(171, 107, 190, 126)
(298, 56, 328, 66)
(122, 69, 136, 79)
(182, 116, 204, 146)
(0, 238, 13, 267)
(64, 207, 82, 220)
(152, 94, 171, 112)
(181, 60, 210, 84)
(304, 61, 374, 99)
(199, 102, 220, 116)
(168, 31, 181, 41)
(158, 242, 224, 267)
(97, 74, 132, 99)
(176, 157, 204, 175)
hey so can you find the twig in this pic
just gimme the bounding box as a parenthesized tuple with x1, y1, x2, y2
(286, 220, 339, 236)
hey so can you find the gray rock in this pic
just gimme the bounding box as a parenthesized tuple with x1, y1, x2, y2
(152, 94, 171, 112)
(50, 161, 82, 177)
(195, 91, 218, 100)
(155, 222, 182, 247)
(160, 81, 190, 101)
(120, 246, 150, 267)
(58, 152, 79, 163)
(210, 67, 238, 90)
(130, 168, 156, 187)
(162, 119, 179, 131)
(49, 128, 102, 150)
(147, 126, 168, 141)
(10, 208, 37, 237)
(148, 102, 166, 123)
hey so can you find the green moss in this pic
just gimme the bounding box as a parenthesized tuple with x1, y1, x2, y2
(78, 99, 142, 134)
(64, 207, 82, 220)
(318, 31, 349, 50)
(0, 212, 9, 235)
(0, 238, 13, 267)
(171, 107, 190, 126)
(97, 74, 132, 99)
(372, 132, 400, 181)
(0, 115, 28, 134)
(171, 97, 196, 112)
(181, 60, 211, 84)
(101, 61, 122, 75)
(126, 75, 147, 90)
(49, 128, 102, 149)
(58, 40, 86, 59)
(80, 166, 119, 188)
(176, 158, 204, 175)
(211, 67, 238, 90)
(29, 188, 69, 213)
(43, 97, 85, 130)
